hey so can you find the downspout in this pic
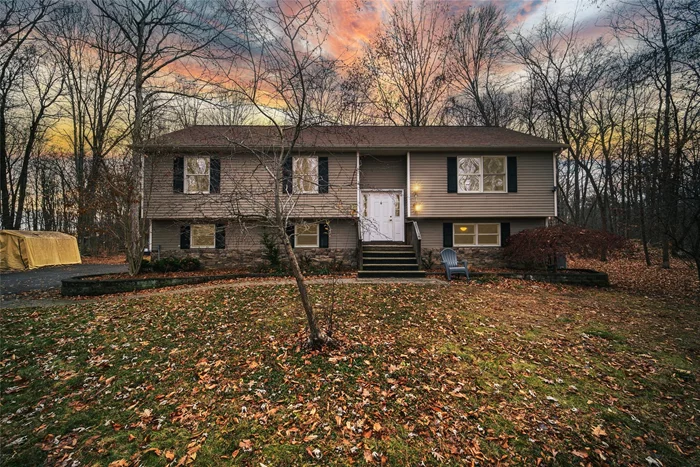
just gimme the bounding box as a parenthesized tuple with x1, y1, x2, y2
(553, 150, 560, 221)
(406, 151, 411, 218)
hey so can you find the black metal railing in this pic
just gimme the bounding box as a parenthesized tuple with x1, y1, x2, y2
(406, 221, 421, 269)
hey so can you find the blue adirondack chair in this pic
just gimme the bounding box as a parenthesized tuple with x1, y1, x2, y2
(441, 248, 470, 281)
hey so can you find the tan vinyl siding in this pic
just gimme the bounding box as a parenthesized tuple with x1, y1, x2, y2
(328, 219, 358, 249)
(151, 220, 182, 251)
(360, 155, 406, 191)
(417, 218, 546, 249)
(145, 152, 358, 220)
(152, 219, 356, 251)
(409, 153, 555, 217)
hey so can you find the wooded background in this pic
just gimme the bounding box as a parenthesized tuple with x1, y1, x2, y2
(1, 0, 698, 270)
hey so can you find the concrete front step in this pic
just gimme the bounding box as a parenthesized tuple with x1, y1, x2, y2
(357, 270, 427, 279)
(360, 243, 422, 278)
(363, 257, 418, 265)
(362, 245, 414, 251)
(362, 264, 420, 271)
(362, 251, 416, 258)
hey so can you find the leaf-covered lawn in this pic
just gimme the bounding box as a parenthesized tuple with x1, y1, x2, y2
(1, 281, 698, 466)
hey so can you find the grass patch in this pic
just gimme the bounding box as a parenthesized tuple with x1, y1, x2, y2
(1, 282, 698, 465)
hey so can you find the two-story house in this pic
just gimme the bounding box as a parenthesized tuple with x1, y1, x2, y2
(142, 126, 565, 277)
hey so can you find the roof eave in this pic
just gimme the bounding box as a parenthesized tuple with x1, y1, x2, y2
(142, 144, 569, 153)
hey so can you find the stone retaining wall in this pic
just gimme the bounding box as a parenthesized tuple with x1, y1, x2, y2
(61, 273, 268, 296)
(470, 269, 610, 287)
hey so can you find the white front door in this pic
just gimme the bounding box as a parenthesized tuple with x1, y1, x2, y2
(363, 192, 404, 242)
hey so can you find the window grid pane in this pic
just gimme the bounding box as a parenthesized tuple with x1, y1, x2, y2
(453, 224, 475, 246)
(293, 156, 319, 194)
(454, 223, 499, 246)
(457, 156, 506, 193)
(191, 224, 215, 248)
(478, 234, 499, 245)
(483, 157, 505, 174)
(454, 234, 475, 245)
(295, 224, 318, 247)
(185, 157, 210, 193)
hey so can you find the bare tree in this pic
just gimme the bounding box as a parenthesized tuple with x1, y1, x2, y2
(204, 90, 252, 126)
(448, 2, 514, 127)
(608, 0, 700, 268)
(357, 0, 451, 126)
(213, 0, 344, 348)
(40, 1, 132, 251)
(0, 0, 59, 229)
(91, 0, 225, 274)
(513, 17, 614, 241)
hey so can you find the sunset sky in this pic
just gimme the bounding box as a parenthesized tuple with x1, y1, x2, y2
(320, 0, 607, 61)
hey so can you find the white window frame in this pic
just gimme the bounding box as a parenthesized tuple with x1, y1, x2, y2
(293, 156, 319, 194)
(185, 156, 210, 194)
(453, 223, 501, 247)
(457, 156, 507, 193)
(190, 224, 216, 249)
(294, 223, 319, 248)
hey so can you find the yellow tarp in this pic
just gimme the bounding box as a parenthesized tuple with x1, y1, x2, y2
(0, 230, 81, 270)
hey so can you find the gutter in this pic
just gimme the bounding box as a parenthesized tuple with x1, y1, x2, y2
(139, 144, 570, 154)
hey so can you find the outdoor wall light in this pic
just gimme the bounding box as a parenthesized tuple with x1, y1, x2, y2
(414, 203, 423, 212)
(412, 183, 421, 194)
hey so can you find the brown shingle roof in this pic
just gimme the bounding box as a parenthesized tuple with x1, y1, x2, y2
(142, 125, 566, 152)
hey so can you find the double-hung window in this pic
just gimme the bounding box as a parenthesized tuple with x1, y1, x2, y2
(190, 224, 216, 248)
(295, 223, 319, 247)
(457, 156, 506, 193)
(185, 156, 210, 193)
(453, 223, 500, 246)
(293, 156, 318, 194)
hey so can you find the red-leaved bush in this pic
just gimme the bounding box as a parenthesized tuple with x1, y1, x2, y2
(503, 225, 631, 270)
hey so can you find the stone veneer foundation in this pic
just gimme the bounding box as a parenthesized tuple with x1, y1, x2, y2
(422, 247, 506, 269)
(161, 246, 505, 270)
(160, 248, 358, 270)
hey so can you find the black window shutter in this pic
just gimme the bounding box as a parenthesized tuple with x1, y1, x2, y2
(180, 225, 190, 249)
(447, 157, 457, 193)
(215, 223, 226, 249)
(500, 222, 511, 247)
(318, 157, 329, 193)
(443, 222, 453, 247)
(507, 156, 517, 193)
(283, 155, 293, 194)
(286, 223, 295, 247)
(173, 157, 184, 193)
(210, 158, 221, 193)
(319, 222, 329, 248)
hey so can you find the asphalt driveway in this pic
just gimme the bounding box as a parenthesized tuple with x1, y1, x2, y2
(0, 263, 127, 295)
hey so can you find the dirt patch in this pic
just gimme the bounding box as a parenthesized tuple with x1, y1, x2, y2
(80, 254, 126, 265)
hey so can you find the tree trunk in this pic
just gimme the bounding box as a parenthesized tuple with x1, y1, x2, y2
(281, 232, 331, 349)
(126, 68, 145, 276)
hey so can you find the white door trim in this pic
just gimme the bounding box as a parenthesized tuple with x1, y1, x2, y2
(360, 189, 405, 242)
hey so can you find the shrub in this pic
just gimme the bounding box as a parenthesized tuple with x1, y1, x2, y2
(179, 257, 202, 272)
(503, 225, 630, 270)
(148, 256, 201, 273)
(151, 257, 181, 273)
(261, 228, 283, 271)
(140, 259, 152, 272)
(421, 251, 437, 270)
